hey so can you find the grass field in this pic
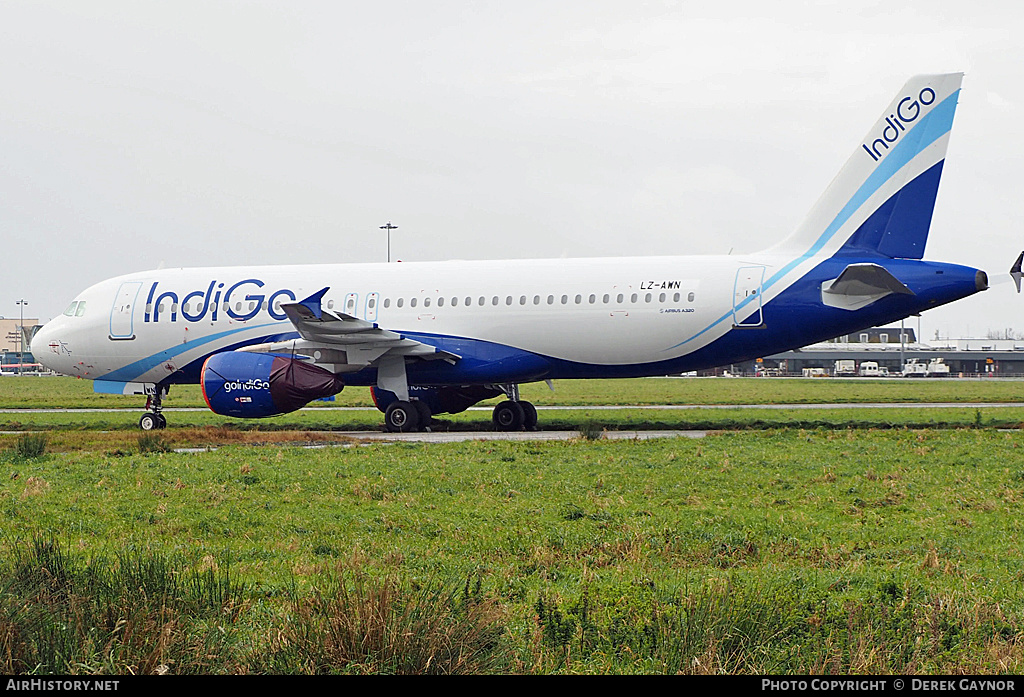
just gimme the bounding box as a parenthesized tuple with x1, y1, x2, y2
(1, 377, 1023, 674)
(4, 375, 1024, 409)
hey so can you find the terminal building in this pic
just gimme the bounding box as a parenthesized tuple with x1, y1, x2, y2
(0, 318, 40, 371)
(737, 326, 1024, 377)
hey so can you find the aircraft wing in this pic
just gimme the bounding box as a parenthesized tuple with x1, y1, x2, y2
(821, 263, 914, 311)
(238, 287, 458, 372)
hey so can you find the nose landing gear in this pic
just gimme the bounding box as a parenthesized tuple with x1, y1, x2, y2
(139, 385, 169, 430)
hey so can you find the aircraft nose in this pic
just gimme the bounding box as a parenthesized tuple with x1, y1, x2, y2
(31, 322, 62, 373)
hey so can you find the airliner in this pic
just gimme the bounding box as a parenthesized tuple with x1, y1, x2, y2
(32, 73, 987, 432)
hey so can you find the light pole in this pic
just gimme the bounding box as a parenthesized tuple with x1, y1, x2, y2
(15, 299, 27, 375)
(379, 222, 398, 262)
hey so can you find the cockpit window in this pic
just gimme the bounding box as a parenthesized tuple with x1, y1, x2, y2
(63, 301, 87, 317)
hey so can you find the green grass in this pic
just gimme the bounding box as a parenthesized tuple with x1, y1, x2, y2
(4, 404, 1024, 441)
(3, 375, 1024, 410)
(0, 430, 1023, 673)
(2, 377, 1024, 673)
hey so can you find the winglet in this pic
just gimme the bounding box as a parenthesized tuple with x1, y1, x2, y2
(298, 287, 330, 320)
(1012, 252, 1023, 294)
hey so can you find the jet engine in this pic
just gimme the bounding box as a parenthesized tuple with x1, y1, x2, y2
(201, 352, 345, 418)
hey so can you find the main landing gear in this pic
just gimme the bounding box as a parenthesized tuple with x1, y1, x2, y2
(383, 399, 433, 433)
(376, 357, 539, 433)
(139, 385, 169, 431)
(382, 395, 538, 433)
(491, 384, 538, 432)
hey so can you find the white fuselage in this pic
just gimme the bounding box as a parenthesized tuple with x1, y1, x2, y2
(34, 254, 781, 385)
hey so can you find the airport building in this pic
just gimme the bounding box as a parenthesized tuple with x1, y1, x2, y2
(738, 326, 1024, 377)
(0, 318, 40, 371)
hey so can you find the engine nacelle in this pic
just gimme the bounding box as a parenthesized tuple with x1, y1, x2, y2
(201, 352, 345, 418)
(370, 384, 502, 415)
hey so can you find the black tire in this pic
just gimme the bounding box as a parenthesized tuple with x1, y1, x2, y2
(139, 413, 159, 431)
(492, 400, 525, 431)
(520, 401, 538, 430)
(385, 401, 420, 433)
(412, 399, 432, 428)
(155, 413, 167, 430)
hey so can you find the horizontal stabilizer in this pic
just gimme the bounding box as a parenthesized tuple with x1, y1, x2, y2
(1011, 251, 1023, 293)
(821, 263, 914, 311)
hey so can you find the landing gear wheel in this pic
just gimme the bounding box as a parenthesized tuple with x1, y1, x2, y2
(139, 413, 166, 431)
(492, 400, 525, 431)
(520, 401, 538, 431)
(412, 400, 432, 430)
(385, 401, 420, 433)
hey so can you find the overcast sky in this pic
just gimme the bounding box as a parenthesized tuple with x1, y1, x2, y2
(2, 1, 1021, 340)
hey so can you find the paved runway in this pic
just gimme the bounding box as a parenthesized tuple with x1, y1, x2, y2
(4, 402, 1023, 414)
(341, 429, 710, 443)
(5, 401, 1023, 443)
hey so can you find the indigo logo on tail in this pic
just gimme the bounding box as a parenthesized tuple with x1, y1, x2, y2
(861, 87, 937, 162)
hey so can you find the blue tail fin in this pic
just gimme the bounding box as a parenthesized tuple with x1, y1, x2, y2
(771, 73, 963, 261)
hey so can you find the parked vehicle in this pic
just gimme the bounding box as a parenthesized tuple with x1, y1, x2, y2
(902, 359, 928, 377)
(834, 360, 856, 377)
(858, 361, 881, 377)
(927, 358, 951, 377)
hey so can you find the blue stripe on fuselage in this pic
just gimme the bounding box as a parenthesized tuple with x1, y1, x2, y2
(98, 323, 292, 384)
